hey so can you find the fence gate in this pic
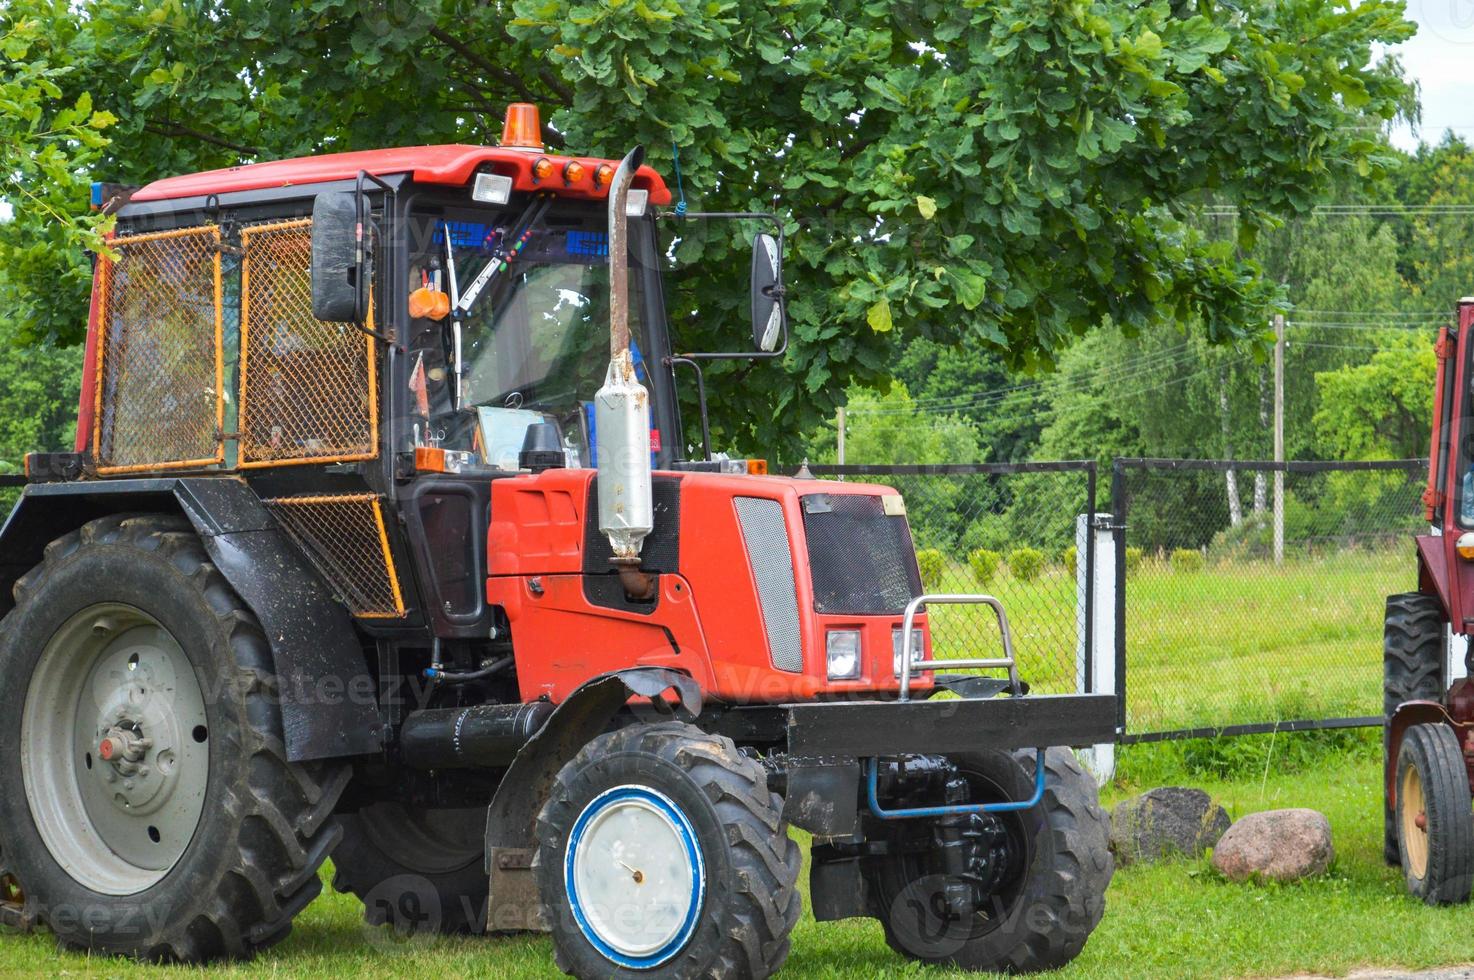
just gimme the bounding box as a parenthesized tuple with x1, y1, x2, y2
(1109, 457, 1426, 742)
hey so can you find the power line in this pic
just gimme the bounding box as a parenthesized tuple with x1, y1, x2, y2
(851, 344, 1205, 416)
(1291, 327, 1438, 334)
(1290, 341, 1426, 354)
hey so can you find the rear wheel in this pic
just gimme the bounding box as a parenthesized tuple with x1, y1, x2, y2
(533, 722, 801, 979)
(1384, 593, 1447, 865)
(864, 747, 1113, 974)
(1396, 722, 1474, 905)
(332, 803, 488, 934)
(0, 514, 349, 962)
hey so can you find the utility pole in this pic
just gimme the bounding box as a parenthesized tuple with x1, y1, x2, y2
(1273, 313, 1285, 566)
(836, 406, 846, 481)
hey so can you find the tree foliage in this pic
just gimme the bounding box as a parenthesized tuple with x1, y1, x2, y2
(0, 0, 1414, 454)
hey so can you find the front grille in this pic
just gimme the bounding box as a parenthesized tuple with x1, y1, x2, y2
(802, 494, 923, 614)
(734, 496, 803, 672)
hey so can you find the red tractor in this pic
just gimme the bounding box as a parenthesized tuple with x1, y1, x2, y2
(1386, 296, 1474, 903)
(0, 104, 1114, 977)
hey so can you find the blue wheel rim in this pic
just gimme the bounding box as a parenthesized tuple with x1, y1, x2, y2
(564, 784, 706, 969)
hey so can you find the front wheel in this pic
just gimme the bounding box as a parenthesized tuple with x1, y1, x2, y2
(865, 747, 1113, 974)
(1396, 722, 1474, 904)
(533, 722, 801, 979)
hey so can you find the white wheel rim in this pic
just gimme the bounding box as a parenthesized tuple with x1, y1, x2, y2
(20, 603, 210, 895)
(565, 785, 705, 969)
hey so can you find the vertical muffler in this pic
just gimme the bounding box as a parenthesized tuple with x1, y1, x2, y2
(595, 146, 656, 598)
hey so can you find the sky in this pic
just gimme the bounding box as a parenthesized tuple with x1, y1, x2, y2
(1388, 0, 1474, 151)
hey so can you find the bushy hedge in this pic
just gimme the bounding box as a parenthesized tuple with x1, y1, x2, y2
(1008, 547, 1045, 582)
(916, 548, 946, 590)
(968, 548, 1002, 586)
(1170, 548, 1206, 573)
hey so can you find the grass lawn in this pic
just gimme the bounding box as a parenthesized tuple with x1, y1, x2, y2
(923, 547, 1412, 734)
(5, 737, 1473, 979)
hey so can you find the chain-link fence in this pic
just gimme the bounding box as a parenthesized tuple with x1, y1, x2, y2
(1112, 458, 1425, 739)
(805, 462, 1098, 696)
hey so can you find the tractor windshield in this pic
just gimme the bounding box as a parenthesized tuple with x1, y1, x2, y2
(405, 204, 656, 469)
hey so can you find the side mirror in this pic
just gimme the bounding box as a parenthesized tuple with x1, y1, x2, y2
(750, 232, 784, 352)
(311, 191, 364, 322)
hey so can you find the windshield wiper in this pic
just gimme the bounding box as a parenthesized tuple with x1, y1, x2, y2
(455, 193, 553, 317)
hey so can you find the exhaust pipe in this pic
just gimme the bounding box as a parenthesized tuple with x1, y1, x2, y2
(399, 701, 555, 770)
(595, 146, 655, 595)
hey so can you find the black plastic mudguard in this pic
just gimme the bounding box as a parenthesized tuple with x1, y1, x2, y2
(482, 668, 702, 933)
(0, 478, 381, 761)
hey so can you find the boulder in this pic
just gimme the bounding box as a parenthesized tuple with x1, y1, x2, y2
(1211, 808, 1333, 882)
(1109, 787, 1230, 865)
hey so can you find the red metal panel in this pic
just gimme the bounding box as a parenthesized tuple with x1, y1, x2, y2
(74, 252, 107, 453)
(486, 468, 936, 705)
(130, 144, 672, 205)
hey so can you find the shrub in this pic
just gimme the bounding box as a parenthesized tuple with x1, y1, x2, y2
(1170, 547, 1205, 573)
(916, 548, 946, 590)
(1008, 547, 1045, 582)
(967, 548, 1002, 586)
(1061, 545, 1077, 578)
(1125, 547, 1143, 574)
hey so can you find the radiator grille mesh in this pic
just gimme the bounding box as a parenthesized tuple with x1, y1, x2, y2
(734, 496, 803, 672)
(803, 494, 922, 614)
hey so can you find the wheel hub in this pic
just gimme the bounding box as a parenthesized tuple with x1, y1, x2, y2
(21, 603, 210, 896)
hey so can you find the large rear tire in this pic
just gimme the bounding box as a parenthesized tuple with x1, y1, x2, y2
(533, 722, 801, 979)
(331, 803, 488, 935)
(864, 747, 1113, 974)
(1396, 722, 1474, 905)
(1384, 592, 1447, 865)
(0, 514, 349, 962)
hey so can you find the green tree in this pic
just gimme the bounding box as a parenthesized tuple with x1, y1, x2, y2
(0, 3, 116, 344)
(0, 0, 1416, 457)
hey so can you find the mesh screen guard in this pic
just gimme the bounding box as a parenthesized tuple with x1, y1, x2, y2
(803, 494, 923, 615)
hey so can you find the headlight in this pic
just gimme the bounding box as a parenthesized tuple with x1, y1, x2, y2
(1459, 532, 1474, 560)
(471, 172, 513, 206)
(826, 630, 862, 680)
(892, 628, 924, 676)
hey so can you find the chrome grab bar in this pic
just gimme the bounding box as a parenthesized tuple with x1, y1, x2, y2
(898, 593, 1021, 702)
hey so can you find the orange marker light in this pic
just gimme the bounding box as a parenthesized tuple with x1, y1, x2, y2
(746, 459, 769, 476)
(532, 157, 555, 182)
(595, 164, 615, 188)
(563, 161, 586, 184)
(500, 103, 543, 150)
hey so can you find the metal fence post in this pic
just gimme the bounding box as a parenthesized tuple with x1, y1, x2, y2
(1111, 459, 1128, 740)
(1077, 510, 1117, 784)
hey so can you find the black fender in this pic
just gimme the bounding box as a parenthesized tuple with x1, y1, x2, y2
(482, 667, 702, 933)
(0, 477, 381, 761)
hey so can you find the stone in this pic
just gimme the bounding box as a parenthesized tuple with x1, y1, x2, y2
(1211, 808, 1333, 882)
(1109, 786, 1231, 865)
